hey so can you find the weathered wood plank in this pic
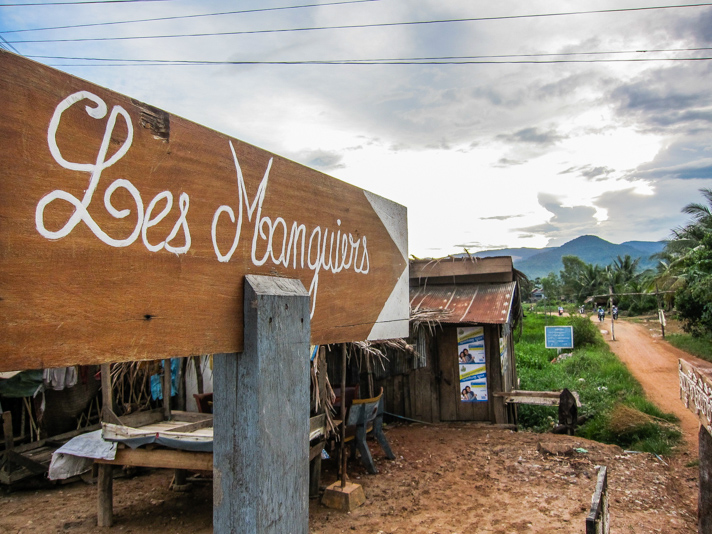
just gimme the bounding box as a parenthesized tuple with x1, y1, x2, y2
(97, 464, 113, 527)
(96, 448, 212, 471)
(0, 51, 408, 371)
(410, 257, 513, 281)
(438, 327, 458, 422)
(3, 412, 13, 451)
(585, 466, 609, 534)
(494, 390, 582, 407)
(486, 325, 507, 424)
(213, 275, 310, 534)
(679, 359, 712, 434)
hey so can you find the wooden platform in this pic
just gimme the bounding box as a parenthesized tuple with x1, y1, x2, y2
(493, 389, 582, 407)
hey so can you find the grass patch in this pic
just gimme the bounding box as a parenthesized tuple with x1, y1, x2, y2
(515, 313, 682, 455)
(666, 333, 712, 363)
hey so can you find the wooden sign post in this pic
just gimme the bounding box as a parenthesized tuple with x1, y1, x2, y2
(679, 359, 712, 533)
(0, 50, 408, 372)
(214, 275, 310, 534)
(0, 51, 410, 533)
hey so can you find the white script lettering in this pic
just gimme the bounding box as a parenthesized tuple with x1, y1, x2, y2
(212, 141, 370, 317)
(36, 91, 191, 253)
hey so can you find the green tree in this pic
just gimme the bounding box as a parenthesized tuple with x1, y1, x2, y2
(559, 255, 605, 303)
(661, 188, 712, 336)
(540, 272, 562, 304)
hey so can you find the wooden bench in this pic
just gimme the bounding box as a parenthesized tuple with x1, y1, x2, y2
(309, 413, 327, 498)
(494, 389, 582, 435)
(343, 389, 395, 474)
(494, 389, 581, 407)
(95, 412, 328, 524)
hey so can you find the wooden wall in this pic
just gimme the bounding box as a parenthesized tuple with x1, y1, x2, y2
(369, 323, 516, 424)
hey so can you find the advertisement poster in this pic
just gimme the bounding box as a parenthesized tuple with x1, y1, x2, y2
(457, 326, 485, 364)
(458, 327, 487, 402)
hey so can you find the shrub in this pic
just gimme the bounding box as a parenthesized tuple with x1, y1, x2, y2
(570, 316, 601, 348)
(515, 313, 682, 455)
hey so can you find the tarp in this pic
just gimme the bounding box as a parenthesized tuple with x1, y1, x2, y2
(0, 370, 43, 398)
(48, 430, 117, 480)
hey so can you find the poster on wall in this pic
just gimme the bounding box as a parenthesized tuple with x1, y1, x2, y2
(458, 327, 487, 402)
(457, 326, 485, 363)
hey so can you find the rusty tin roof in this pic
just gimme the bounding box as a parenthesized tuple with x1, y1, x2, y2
(410, 282, 516, 325)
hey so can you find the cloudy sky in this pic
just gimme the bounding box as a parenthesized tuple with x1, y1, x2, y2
(2, 0, 712, 257)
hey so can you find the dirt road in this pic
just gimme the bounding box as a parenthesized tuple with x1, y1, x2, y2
(0, 316, 703, 533)
(0, 425, 699, 533)
(596, 317, 712, 454)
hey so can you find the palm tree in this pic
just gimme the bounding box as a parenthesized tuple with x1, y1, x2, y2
(669, 188, 712, 250)
(612, 255, 640, 285)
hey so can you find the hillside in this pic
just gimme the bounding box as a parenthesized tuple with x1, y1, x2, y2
(473, 235, 664, 279)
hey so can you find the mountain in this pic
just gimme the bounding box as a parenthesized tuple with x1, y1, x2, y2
(622, 240, 668, 256)
(472, 235, 665, 279)
(462, 247, 552, 262)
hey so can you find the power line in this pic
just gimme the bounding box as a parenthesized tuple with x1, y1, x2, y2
(0, 0, 383, 33)
(43, 57, 712, 66)
(0, 0, 174, 5)
(6, 3, 712, 44)
(27, 46, 712, 64)
(0, 35, 20, 53)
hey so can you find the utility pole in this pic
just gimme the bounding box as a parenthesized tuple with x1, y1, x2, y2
(655, 283, 666, 339)
(609, 285, 615, 341)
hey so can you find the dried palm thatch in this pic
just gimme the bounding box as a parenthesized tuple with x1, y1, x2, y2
(410, 306, 452, 334)
(311, 347, 340, 438)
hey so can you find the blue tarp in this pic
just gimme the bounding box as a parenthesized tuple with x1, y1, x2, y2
(150, 359, 179, 400)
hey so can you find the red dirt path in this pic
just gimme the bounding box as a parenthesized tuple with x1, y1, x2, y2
(596, 316, 712, 454)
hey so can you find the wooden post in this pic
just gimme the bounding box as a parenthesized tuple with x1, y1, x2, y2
(98, 363, 114, 527)
(2, 411, 13, 451)
(310, 346, 327, 499)
(163, 359, 172, 420)
(655, 283, 666, 339)
(585, 466, 609, 534)
(100, 363, 113, 419)
(700, 426, 712, 534)
(97, 464, 114, 527)
(213, 275, 310, 534)
(340, 343, 348, 489)
(608, 285, 615, 341)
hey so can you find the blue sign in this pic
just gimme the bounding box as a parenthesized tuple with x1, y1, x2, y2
(545, 326, 574, 349)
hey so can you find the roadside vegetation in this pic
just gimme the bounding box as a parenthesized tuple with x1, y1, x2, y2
(666, 333, 712, 363)
(515, 312, 682, 455)
(520, 188, 712, 374)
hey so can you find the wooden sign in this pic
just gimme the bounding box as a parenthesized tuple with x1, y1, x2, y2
(679, 359, 712, 436)
(0, 51, 409, 371)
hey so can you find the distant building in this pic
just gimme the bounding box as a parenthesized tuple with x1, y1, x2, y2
(531, 288, 545, 301)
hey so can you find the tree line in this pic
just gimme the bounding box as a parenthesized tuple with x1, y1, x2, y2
(526, 188, 712, 337)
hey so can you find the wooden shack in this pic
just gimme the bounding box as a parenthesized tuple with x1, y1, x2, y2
(369, 256, 524, 424)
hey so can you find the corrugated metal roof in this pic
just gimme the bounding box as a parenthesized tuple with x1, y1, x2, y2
(410, 282, 516, 325)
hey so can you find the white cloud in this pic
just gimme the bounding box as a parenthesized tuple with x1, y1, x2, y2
(5, 0, 711, 256)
